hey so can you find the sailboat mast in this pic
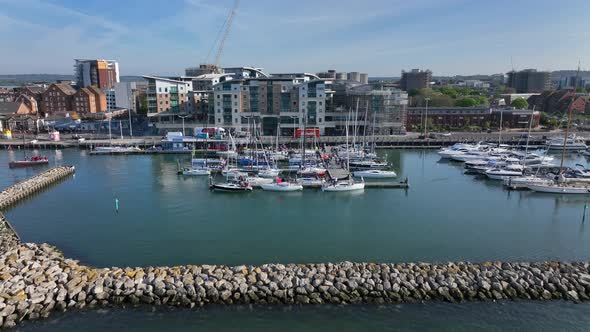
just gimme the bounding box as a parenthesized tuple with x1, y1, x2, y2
(362, 100, 369, 149)
(498, 108, 503, 146)
(523, 106, 535, 169)
(559, 93, 577, 174)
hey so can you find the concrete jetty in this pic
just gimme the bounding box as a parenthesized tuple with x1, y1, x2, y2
(0, 166, 75, 210)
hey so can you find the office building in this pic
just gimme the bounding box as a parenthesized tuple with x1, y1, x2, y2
(400, 69, 432, 92)
(506, 69, 551, 93)
(74, 59, 120, 90)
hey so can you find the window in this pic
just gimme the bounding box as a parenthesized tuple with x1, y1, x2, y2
(319, 118, 322, 123)
(165, 101, 169, 105)
(319, 101, 322, 105)
(180, 87, 184, 91)
(165, 88, 168, 93)
(234, 109, 238, 113)
(234, 95, 237, 98)
(160, 101, 162, 105)
(235, 118, 238, 123)
(159, 88, 162, 92)
(218, 119, 221, 123)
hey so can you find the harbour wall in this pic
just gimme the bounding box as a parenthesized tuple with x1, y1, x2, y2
(1, 242, 590, 328)
(0, 165, 75, 210)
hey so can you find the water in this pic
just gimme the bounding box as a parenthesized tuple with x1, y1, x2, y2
(2, 148, 590, 330)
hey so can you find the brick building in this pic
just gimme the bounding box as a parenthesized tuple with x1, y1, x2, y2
(86, 86, 108, 113)
(528, 89, 587, 114)
(72, 88, 97, 114)
(14, 94, 38, 114)
(407, 107, 539, 130)
(40, 83, 76, 115)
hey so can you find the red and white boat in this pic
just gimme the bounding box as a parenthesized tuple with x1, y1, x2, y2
(9, 156, 49, 168)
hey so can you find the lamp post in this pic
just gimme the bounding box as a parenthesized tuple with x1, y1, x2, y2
(128, 96, 133, 137)
(178, 115, 189, 137)
(423, 97, 430, 137)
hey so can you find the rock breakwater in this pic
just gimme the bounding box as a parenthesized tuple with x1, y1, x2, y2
(0, 165, 75, 210)
(2, 242, 590, 328)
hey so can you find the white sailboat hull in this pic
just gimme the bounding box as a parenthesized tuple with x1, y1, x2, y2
(260, 183, 303, 191)
(527, 184, 590, 194)
(353, 170, 397, 178)
(322, 182, 365, 192)
(182, 168, 211, 176)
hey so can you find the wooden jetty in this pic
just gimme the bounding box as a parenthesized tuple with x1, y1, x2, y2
(0, 165, 76, 210)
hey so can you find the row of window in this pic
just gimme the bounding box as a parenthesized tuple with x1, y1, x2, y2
(158, 86, 185, 93)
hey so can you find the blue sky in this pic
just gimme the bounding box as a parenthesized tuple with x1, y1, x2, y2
(1, 0, 589, 76)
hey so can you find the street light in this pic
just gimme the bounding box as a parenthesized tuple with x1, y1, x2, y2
(423, 97, 430, 137)
(128, 96, 133, 137)
(178, 115, 189, 137)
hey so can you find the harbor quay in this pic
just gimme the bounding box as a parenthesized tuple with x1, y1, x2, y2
(0, 131, 578, 151)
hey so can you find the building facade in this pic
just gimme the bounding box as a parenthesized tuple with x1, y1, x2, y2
(406, 107, 539, 130)
(74, 59, 120, 90)
(71, 88, 97, 114)
(400, 69, 432, 92)
(212, 77, 328, 136)
(144, 76, 192, 115)
(40, 83, 76, 115)
(506, 69, 551, 93)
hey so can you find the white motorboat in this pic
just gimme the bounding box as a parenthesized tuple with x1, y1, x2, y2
(258, 168, 281, 178)
(485, 165, 524, 180)
(528, 183, 590, 194)
(352, 169, 397, 179)
(572, 164, 590, 178)
(182, 167, 211, 176)
(298, 167, 327, 177)
(260, 182, 303, 192)
(546, 136, 587, 150)
(322, 180, 365, 192)
(348, 160, 389, 169)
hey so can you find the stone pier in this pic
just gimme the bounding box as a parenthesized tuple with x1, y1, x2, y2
(0, 165, 75, 210)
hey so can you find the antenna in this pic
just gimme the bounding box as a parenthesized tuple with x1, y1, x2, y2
(510, 56, 515, 72)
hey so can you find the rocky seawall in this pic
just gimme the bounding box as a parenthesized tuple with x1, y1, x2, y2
(0, 165, 75, 210)
(2, 240, 590, 328)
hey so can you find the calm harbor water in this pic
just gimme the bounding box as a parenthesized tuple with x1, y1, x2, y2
(2, 148, 590, 330)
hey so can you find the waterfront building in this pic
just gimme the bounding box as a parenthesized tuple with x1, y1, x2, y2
(114, 82, 140, 113)
(224, 67, 268, 79)
(144, 76, 192, 115)
(71, 88, 97, 114)
(18, 86, 47, 103)
(40, 83, 76, 115)
(406, 106, 539, 130)
(506, 69, 551, 93)
(400, 69, 432, 92)
(14, 94, 38, 115)
(74, 59, 120, 90)
(86, 86, 108, 113)
(212, 76, 327, 136)
(528, 89, 587, 114)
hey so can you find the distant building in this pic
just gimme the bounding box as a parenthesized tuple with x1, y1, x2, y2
(114, 82, 147, 113)
(15, 94, 38, 114)
(86, 86, 108, 113)
(347, 72, 361, 82)
(406, 106, 539, 130)
(335, 72, 347, 80)
(40, 83, 77, 115)
(224, 67, 268, 79)
(359, 73, 369, 84)
(143, 76, 192, 117)
(0, 88, 16, 102)
(317, 70, 336, 79)
(185, 64, 221, 76)
(501, 93, 540, 106)
(74, 59, 120, 90)
(506, 69, 551, 93)
(528, 89, 587, 114)
(72, 88, 98, 114)
(400, 69, 432, 92)
(18, 86, 47, 102)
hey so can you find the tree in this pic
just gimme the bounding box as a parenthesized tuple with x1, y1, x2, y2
(455, 97, 478, 107)
(576, 87, 585, 93)
(408, 88, 420, 97)
(511, 97, 528, 109)
(474, 96, 488, 105)
(138, 96, 148, 115)
(439, 86, 458, 98)
(539, 112, 550, 126)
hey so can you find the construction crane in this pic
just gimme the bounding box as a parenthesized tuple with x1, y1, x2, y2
(199, 0, 240, 74)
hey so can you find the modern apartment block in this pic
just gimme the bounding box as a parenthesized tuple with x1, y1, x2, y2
(331, 82, 408, 135)
(506, 69, 551, 93)
(144, 76, 192, 116)
(400, 69, 432, 92)
(212, 77, 328, 136)
(74, 59, 120, 90)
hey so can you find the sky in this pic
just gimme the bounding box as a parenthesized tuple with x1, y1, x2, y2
(0, 0, 589, 77)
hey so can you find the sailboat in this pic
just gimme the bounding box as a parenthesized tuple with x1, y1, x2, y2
(322, 102, 365, 192)
(9, 132, 48, 168)
(528, 85, 590, 194)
